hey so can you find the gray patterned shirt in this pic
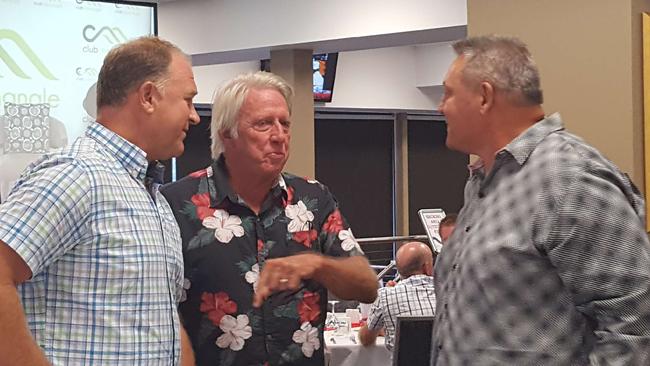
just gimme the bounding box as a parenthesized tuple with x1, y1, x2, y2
(432, 113, 650, 365)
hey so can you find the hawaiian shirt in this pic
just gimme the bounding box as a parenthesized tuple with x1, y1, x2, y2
(161, 155, 365, 366)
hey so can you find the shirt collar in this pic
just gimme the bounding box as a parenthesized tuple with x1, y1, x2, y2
(503, 112, 564, 166)
(468, 113, 565, 176)
(210, 154, 289, 207)
(399, 274, 434, 287)
(86, 122, 149, 182)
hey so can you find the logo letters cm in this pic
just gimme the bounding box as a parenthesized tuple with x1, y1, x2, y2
(83, 25, 127, 44)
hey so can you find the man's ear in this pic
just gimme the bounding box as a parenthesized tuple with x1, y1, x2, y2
(138, 81, 157, 114)
(424, 261, 434, 276)
(479, 81, 495, 114)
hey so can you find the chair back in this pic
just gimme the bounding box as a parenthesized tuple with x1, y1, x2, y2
(392, 315, 434, 366)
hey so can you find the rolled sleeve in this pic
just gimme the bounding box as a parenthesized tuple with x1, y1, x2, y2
(366, 289, 386, 331)
(0, 160, 90, 276)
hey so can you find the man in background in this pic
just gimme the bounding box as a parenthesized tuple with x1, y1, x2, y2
(433, 35, 650, 365)
(438, 213, 457, 245)
(0, 36, 199, 365)
(161, 71, 377, 366)
(359, 241, 436, 351)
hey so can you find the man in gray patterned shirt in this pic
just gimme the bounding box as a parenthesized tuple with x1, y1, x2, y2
(432, 35, 650, 365)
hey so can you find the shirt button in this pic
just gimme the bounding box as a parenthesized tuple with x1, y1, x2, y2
(452, 263, 458, 270)
(444, 303, 448, 310)
(438, 344, 443, 350)
(464, 226, 471, 232)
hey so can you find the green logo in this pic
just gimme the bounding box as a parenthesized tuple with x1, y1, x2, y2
(0, 29, 57, 80)
(83, 25, 127, 44)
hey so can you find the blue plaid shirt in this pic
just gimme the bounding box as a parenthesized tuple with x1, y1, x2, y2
(0, 122, 184, 365)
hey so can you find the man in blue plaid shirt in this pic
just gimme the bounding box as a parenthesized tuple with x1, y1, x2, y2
(0, 36, 199, 365)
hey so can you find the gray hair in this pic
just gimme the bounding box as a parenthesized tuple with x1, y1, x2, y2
(452, 35, 543, 105)
(210, 71, 294, 158)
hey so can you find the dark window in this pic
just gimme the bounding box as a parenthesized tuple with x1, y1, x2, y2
(315, 116, 394, 264)
(161, 105, 212, 183)
(407, 119, 468, 235)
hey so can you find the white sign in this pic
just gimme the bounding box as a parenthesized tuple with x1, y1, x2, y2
(418, 208, 446, 253)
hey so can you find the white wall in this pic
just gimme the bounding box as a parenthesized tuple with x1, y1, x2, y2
(415, 42, 456, 87)
(192, 61, 258, 103)
(162, 0, 465, 110)
(327, 45, 438, 110)
(192, 43, 453, 110)
(159, 0, 466, 55)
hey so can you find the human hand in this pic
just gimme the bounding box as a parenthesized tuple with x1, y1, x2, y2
(386, 280, 397, 287)
(252, 253, 323, 308)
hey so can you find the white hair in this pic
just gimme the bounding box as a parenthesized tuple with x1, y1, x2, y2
(210, 71, 293, 159)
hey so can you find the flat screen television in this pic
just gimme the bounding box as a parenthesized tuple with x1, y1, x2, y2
(260, 52, 338, 103)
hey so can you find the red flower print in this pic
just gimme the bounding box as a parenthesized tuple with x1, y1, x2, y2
(292, 230, 317, 248)
(191, 192, 210, 207)
(200, 292, 237, 326)
(189, 169, 208, 178)
(323, 209, 344, 233)
(282, 187, 295, 207)
(191, 192, 214, 220)
(257, 239, 264, 252)
(298, 291, 321, 324)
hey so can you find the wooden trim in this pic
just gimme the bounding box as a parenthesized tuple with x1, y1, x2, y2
(642, 13, 650, 231)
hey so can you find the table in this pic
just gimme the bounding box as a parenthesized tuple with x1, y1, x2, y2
(324, 328, 392, 366)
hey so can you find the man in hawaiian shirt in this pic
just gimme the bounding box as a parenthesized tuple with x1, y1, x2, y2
(161, 71, 378, 366)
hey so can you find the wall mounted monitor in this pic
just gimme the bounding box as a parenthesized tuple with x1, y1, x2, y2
(260, 52, 339, 103)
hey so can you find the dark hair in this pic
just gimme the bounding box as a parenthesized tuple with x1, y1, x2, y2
(96, 36, 185, 108)
(439, 213, 458, 228)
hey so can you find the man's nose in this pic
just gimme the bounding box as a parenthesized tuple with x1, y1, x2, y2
(270, 121, 288, 138)
(189, 105, 200, 125)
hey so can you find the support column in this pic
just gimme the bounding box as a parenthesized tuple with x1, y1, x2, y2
(394, 113, 409, 237)
(270, 49, 315, 178)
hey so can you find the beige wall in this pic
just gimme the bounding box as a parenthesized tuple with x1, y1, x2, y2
(270, 49, 316, 178)
(468, 0, 650, 190)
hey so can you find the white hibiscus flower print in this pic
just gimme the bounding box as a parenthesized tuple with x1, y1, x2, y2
(245, 263, 259, 292)
(216, 314, 253, 351)
(338, 229, 361, 252)
(285, 201, 314, 233)
(206, 165, 213, 177)
(292, 322, 320, 358)
(203, 209, 245, 243)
